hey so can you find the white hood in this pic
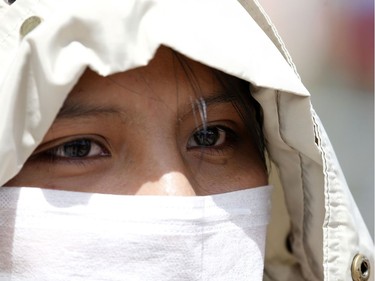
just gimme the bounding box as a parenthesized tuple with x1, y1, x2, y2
(0, 0, 373, 280)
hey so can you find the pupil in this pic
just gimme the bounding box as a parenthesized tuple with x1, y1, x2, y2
(194, 128, 219, 146)
(63, 140, 91, 157)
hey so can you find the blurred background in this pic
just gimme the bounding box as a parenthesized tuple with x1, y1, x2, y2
(259, 0, 374, 237)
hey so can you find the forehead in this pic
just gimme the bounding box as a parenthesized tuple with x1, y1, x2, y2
(68, 47, 223, 102)
(57, 46, 238, 125)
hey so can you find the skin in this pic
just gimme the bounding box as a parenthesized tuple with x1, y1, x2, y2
(7, 47, 267, 195)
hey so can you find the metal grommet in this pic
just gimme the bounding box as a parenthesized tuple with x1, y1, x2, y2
(352, 254, 371, 281)
(20, 16, 42, 38)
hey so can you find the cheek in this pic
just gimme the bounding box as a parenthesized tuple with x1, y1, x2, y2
(5, 163, 47, 187)
(186, 153, 267, 195)
(4, 160, 111, 192)
(5, 153, 267, 195)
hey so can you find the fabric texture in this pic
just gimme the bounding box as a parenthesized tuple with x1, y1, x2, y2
(0, 0, 373, 280)
(0, 185, 272, 281)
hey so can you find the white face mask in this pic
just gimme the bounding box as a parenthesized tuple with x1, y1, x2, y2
(0, 185, 272, 281)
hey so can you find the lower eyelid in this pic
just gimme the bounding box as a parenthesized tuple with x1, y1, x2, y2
(188, 146, 237, 165)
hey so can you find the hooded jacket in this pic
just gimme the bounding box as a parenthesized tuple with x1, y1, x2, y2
(0, 0, 373, 280)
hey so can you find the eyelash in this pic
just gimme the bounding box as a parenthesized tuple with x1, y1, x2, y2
(187, 125, 239, 154)
(31, 137, 111, 164)
(30, 125, 239, 165)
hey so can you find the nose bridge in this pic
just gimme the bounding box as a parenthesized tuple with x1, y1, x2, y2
(154, 170, 197, 196)
(138, 134, 198, 196)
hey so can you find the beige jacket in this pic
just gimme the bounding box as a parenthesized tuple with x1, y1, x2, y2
(0, 0, 373, 280)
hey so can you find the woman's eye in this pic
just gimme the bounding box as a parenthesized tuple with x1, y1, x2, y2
(44, 139, 109, 159)
(187, 126, 236, 149)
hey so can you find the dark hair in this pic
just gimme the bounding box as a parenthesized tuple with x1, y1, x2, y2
(172, 50, 266, 169)
(213, 70, 266, 165)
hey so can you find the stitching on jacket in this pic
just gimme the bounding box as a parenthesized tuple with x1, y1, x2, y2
(276, 91, 326, 281)
(311, 112, 330, 280)
(249, 0, 301, 79)
(299, 152, 309, 279)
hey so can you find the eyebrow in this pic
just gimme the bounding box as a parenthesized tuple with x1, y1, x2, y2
(197, 93, 236, 106)
(55, 92, 236, 121)
(178, 92, 237, 122)
(56, 102, 123, 119)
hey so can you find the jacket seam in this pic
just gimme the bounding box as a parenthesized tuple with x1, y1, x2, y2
(276, 91, 312, 280)
(311, 113, 330, 280)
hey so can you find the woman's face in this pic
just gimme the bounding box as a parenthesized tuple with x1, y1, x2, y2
(7, 47, 267, 195)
